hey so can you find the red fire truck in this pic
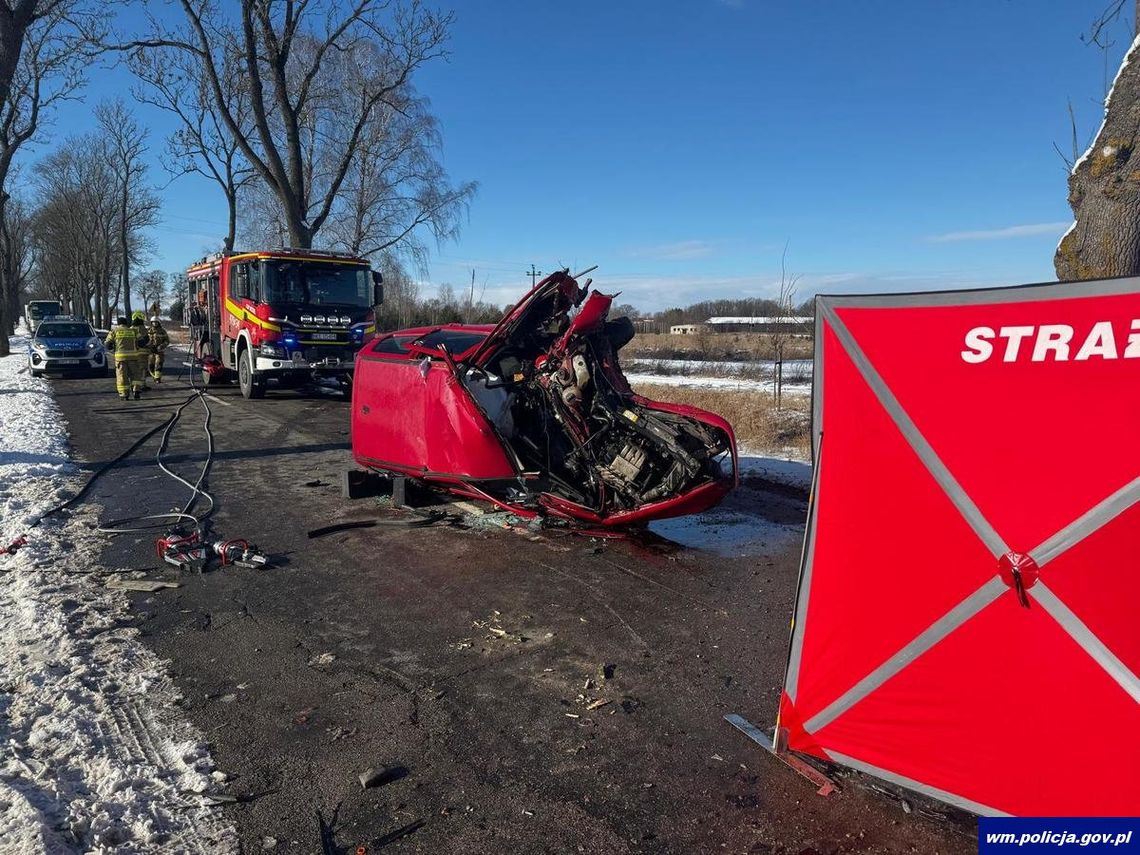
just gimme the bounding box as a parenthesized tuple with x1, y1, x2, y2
(185, 248, 383, 398)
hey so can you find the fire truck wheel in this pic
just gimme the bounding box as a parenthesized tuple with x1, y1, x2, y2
(238, 348, 266, 399)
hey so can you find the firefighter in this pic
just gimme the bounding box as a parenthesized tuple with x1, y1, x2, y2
(105, 316, 146, 400)
(147, 316, 170, 382)
(131, 312, 151, 390)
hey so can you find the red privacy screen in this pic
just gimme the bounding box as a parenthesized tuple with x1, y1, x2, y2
(779, 278, 1140, 817)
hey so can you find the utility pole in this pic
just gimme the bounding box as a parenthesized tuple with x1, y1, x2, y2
(526, 264, 542, 287)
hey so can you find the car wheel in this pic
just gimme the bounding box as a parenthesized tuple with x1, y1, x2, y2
(238, 348, 265, 399)
(30, 368, 42, 378)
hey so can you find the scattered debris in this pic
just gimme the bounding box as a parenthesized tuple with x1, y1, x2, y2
(308, 652, 337, 668)
(472, 612, 526, 643)
(358, 765, 409, 790)
(598, 663, 616, 681)
(198, 793, 239, 805)
(105, 577, 180, 592)
(585, 699, 611, 711)
(2, 535, 27, 556)
(261, 836, 278, 850)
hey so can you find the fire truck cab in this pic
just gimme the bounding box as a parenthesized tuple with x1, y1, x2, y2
(185, 248, 383, 398)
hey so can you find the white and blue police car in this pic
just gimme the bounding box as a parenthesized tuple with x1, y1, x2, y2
(27, 316, 109, 378)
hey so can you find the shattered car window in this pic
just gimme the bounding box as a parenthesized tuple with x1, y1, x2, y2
(417, 330, 488, 354)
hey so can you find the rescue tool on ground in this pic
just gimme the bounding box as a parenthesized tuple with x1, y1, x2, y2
(351, 268, 738, 526)
(157, 529, 268, 572)
(185, 247, 384, 399)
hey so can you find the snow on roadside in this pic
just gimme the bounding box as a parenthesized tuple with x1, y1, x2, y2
(648, 507, 802, 557)
(0, 333, 237, 853)
(737, 450, 812, 492)
(624, 372, 811, 395)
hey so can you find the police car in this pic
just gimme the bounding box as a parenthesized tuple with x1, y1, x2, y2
(27, 316, 109, 378)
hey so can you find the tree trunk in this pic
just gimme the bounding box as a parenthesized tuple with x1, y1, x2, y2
(1056, 35, 1140, 279)
(120, 203, 132, 317)
(225, 190, 236, 253)
(284, 199, 312, 249)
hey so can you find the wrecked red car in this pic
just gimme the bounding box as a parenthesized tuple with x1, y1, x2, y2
(351, 270, 738, 526)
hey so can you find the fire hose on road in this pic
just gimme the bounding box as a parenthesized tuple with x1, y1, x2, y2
(26, 351, 269, 572)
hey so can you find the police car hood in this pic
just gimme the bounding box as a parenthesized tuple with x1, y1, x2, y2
(35, 337, 91, 348)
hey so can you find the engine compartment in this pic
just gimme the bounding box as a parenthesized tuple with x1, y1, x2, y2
(466, 274, 734, 516)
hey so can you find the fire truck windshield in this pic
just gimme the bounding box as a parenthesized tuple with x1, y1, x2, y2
(262, 260, 370, 308)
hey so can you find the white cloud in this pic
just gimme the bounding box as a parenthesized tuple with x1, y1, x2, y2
(626, 240, 715, 261)
(925, 222, 1071, 243)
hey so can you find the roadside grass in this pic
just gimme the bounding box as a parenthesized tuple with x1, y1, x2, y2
(632, 382, 811, 457)
(626, 332, 814, 362)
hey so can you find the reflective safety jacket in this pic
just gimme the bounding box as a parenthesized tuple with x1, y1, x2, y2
(147, 325, 170, 352)
(105, 326, 144, 361)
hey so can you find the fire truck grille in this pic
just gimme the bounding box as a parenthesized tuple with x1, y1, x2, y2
(301, 345, 352, 364)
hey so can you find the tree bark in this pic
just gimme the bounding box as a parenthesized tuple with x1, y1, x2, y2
(1056, 35, 1140, 279)
(225, 189, 236, 253)
(119, 190, 132, 317)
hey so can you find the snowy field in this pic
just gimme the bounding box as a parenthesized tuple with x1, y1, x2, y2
(624, 357, 813, 396)
(0, 333, 236, 853)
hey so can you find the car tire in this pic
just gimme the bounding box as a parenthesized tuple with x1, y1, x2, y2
(30, 368, 42, 378)
(238, 348, 265, 399)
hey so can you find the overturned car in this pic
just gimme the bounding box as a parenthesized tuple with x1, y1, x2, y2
(351, 270, 738, 526)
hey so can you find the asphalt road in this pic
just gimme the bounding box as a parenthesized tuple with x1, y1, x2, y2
(47, 353, 974, 855)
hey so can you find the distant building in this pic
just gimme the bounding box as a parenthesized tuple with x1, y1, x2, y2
(670, 324, 702, 335)
(705, 316, 813, 335)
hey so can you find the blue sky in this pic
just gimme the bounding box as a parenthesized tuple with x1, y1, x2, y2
(22, 1, 1133, 312)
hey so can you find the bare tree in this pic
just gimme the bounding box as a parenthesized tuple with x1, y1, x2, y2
(166, 271, 186, 323)
(131, 0, 474, 256)
(768, 244, 800, 411)
(136, 269, 165, 317)
(96, 98, 160, 318)
(0, 0, 106, 354)
(1, 192, 33, 323)
(320, 52, 475, 265)
(34, 134, 122, 326)
(130, 39, 255, 252)
(373, 250, 419, 329)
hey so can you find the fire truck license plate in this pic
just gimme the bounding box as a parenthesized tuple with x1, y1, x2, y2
(312, 332, 337, 340)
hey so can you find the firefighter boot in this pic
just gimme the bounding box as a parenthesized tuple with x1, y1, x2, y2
(133, 388, 141, 400)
